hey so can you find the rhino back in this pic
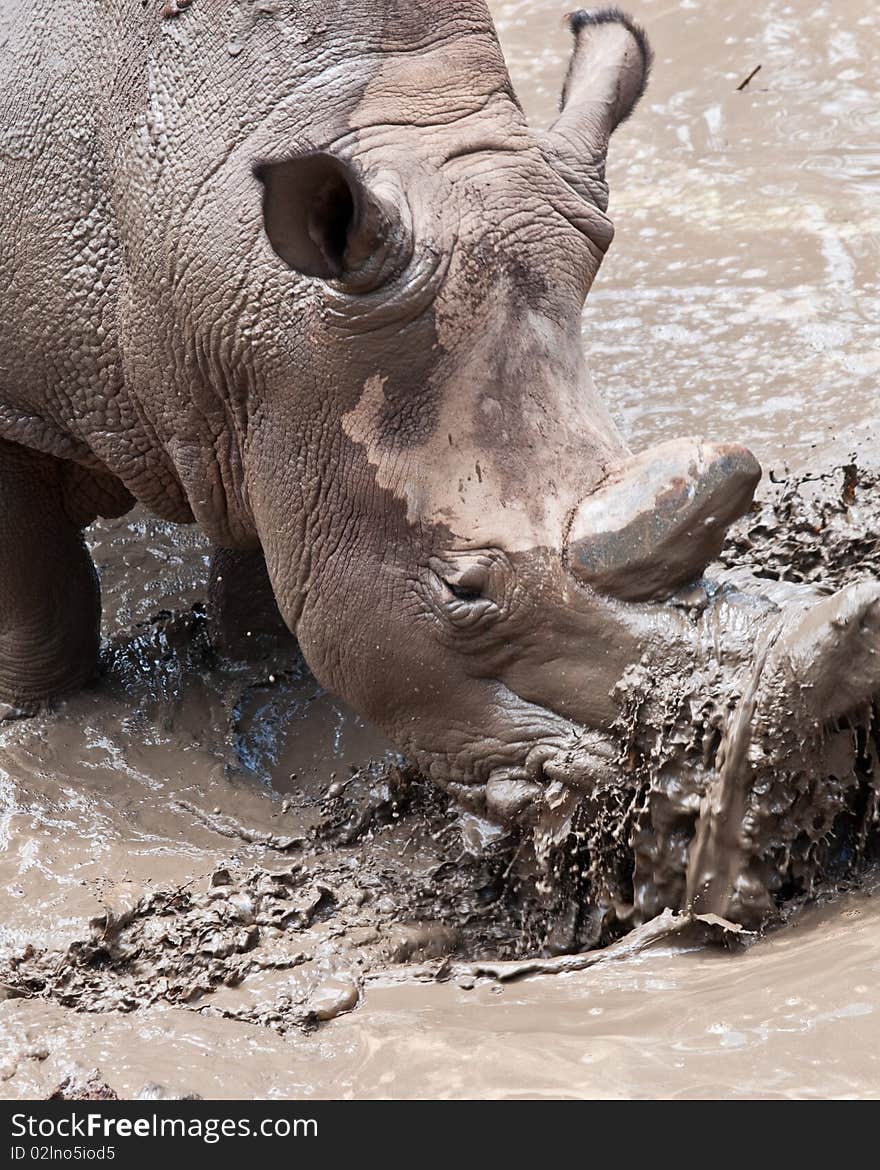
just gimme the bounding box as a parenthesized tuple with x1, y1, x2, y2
(0, 0, 181, 514)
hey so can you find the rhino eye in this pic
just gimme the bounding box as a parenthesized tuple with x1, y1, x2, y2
(439, 564, 489, 604)
(444, 578, 484, 603)
(424, 557, 504, 633)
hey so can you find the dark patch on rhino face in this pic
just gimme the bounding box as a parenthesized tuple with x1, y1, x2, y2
(375, 375, 442, 449)
(370, 312, 443, 448)
(495, 252, 552, 317)
(358, 229, 570, 465)
(328, 215, 564, 455)
(363, 245, 556, 452)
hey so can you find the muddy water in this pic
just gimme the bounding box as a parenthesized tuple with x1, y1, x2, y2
(1, 0, 879, 1099)
(565, 0, 880, 462)
(4, 886, 880, 1100)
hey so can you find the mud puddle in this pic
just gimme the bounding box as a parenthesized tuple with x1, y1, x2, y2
(2, 0, 879, 1099)
(3, 882, 880, 1100)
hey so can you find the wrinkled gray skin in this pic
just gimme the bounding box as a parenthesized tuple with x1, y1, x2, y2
(1, 2, 878, 842)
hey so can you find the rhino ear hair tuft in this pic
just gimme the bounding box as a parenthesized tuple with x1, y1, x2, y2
(256, 152, 403, 287)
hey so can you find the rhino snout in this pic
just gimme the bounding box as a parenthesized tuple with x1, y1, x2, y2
(564, 437, 761, 602)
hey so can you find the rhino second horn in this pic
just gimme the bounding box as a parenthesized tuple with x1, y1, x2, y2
(565, 438, 761, 602)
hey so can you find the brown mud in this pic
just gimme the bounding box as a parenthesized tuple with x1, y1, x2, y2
(1, 0, 879, 1098)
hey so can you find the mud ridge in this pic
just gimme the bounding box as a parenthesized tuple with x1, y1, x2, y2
(0, 763, 572, 1031)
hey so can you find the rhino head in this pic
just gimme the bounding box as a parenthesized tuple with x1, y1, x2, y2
(234, 8, 880, 921)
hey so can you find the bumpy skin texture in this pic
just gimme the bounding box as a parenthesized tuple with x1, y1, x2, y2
(2, 3, 876, 834)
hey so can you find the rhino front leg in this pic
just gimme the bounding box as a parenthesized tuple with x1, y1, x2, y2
(208, 546, 295, 660)
(0, 439, 101, 716)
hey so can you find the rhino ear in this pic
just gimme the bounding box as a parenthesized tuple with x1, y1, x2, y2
(540, 9, 652, 211)
(256, 152, 404, 285)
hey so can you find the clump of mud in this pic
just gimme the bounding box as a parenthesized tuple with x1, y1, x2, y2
(538, 676, 880, 946)
(720, 448, 880, 588)
(49, 1071, 118, 1101)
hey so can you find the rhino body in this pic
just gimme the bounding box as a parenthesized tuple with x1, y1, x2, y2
(1, 1, 878, 928)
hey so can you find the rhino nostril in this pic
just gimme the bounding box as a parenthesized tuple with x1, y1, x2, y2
(485, 773, 542, 822)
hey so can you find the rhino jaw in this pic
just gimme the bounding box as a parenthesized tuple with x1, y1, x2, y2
(565, 438, 761, 602)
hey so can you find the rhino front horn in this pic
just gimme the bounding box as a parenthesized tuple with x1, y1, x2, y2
(565, 438, 761, 602)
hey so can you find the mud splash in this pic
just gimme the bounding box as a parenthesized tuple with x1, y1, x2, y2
(586, 437, 880, 936)
(4, 883, 880, 1100)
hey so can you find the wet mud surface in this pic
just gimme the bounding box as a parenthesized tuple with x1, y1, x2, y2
(2, 0, 879, 1098)
(4, 883, 880, 1100)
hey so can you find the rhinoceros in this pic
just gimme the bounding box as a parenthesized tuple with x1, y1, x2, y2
(1, 2, 878, 928)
